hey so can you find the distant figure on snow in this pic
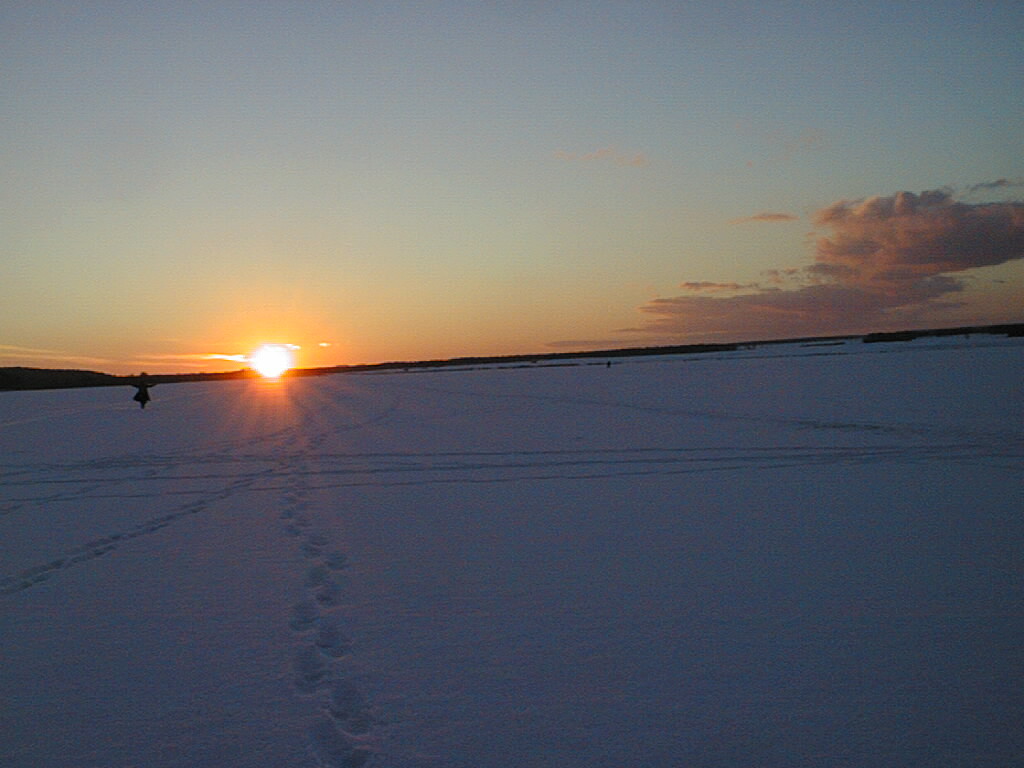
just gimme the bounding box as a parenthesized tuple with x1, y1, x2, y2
(132, 373, 152, 409)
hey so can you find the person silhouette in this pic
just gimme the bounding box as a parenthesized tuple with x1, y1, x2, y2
(132, 373, 152, 409)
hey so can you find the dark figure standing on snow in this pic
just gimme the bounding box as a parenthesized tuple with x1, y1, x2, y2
(132, 373, 152, 409)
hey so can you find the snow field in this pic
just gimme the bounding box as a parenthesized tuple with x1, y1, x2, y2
(1, 336, 1022, 767)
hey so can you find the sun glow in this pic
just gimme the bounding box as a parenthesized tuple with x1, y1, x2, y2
(249, 344, 294, 378)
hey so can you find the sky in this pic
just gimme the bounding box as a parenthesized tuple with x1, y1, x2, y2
(2, 1, 1022, 374)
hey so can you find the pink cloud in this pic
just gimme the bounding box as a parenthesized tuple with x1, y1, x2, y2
(679, 281, 757, 292)
(633, 278, 964, 340)
(813, 189, 1024, 284)
(731, 211, 799, 224)
(631, 187, 1024, 339)
(761, 267, 802, 285)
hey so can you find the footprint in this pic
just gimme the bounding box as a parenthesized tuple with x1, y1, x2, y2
(289, 600, 320, 632)
(301, 541, 324, 558)
(327, 680, 372, 735)
(315, 617, 353, 658)
(308, 718, 371, 768)
(301, 532, 332, 558)
(324, 551, 349, 571)
(314, 579, 344, 607)
(305, 565, 331, 588)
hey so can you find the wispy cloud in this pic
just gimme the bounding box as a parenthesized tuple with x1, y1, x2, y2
(730, 211, 799, 224)
(761, 267, 802, 285)
(679, 281, 758, 292)
(630, 187, 1024, 339)
(131, 344, 302, 371)
(554, 147, 648, 167)
(0, 344, 115, 368)
(966, 177, 1024, 194)
(132, 352, 251, 369)
(204, 353, 251, 363)
(0, 344, 62, 358)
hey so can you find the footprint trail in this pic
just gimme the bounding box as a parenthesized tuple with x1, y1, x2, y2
(2, 380, 388, 766)
(273, 426, 379, 768)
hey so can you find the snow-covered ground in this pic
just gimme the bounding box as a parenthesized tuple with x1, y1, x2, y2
(2, 336, 1022, 768)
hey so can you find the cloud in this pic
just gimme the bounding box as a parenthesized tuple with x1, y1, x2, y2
(0, 343, 61, 358)
(202, 353, 250, 363)
(555, 147, 648, 167)
(966, 178, 1024, 194)
(812, 189, 1024, 284)
(679, 281, 758, 292)
(131, 352, 251, 370)
(633, 278, 965, 340)
(631, 188, 1024, 339)
(135, 344, 301, 370)
(139, 352, 244, 362)
(0, 344, 115, 368)
(761, 267, 802, 285)
(731, 211, 799, 224)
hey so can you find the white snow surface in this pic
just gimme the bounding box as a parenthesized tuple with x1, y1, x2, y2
(2, 336, 1022, 767)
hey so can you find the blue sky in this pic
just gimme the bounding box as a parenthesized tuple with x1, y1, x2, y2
(2, 1, 1022, 373)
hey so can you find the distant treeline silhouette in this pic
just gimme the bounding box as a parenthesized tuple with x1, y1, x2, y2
(0, 367, 122, 391)
(862, 323, 1024, 343)
(0, 367, 258, 392)
(2, 322, 1021, 392)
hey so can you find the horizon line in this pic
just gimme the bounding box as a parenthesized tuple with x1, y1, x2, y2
(2, 321, 1022, 390)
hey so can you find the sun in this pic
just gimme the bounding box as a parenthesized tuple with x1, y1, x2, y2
(249, 344, 294, 378)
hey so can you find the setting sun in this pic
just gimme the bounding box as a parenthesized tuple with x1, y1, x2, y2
(249, 344, 294, 378)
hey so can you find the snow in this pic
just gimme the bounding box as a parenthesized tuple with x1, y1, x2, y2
(2, 336, 1022, 767)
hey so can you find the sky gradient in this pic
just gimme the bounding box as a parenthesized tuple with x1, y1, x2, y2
(2, 1, 1022, 374)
